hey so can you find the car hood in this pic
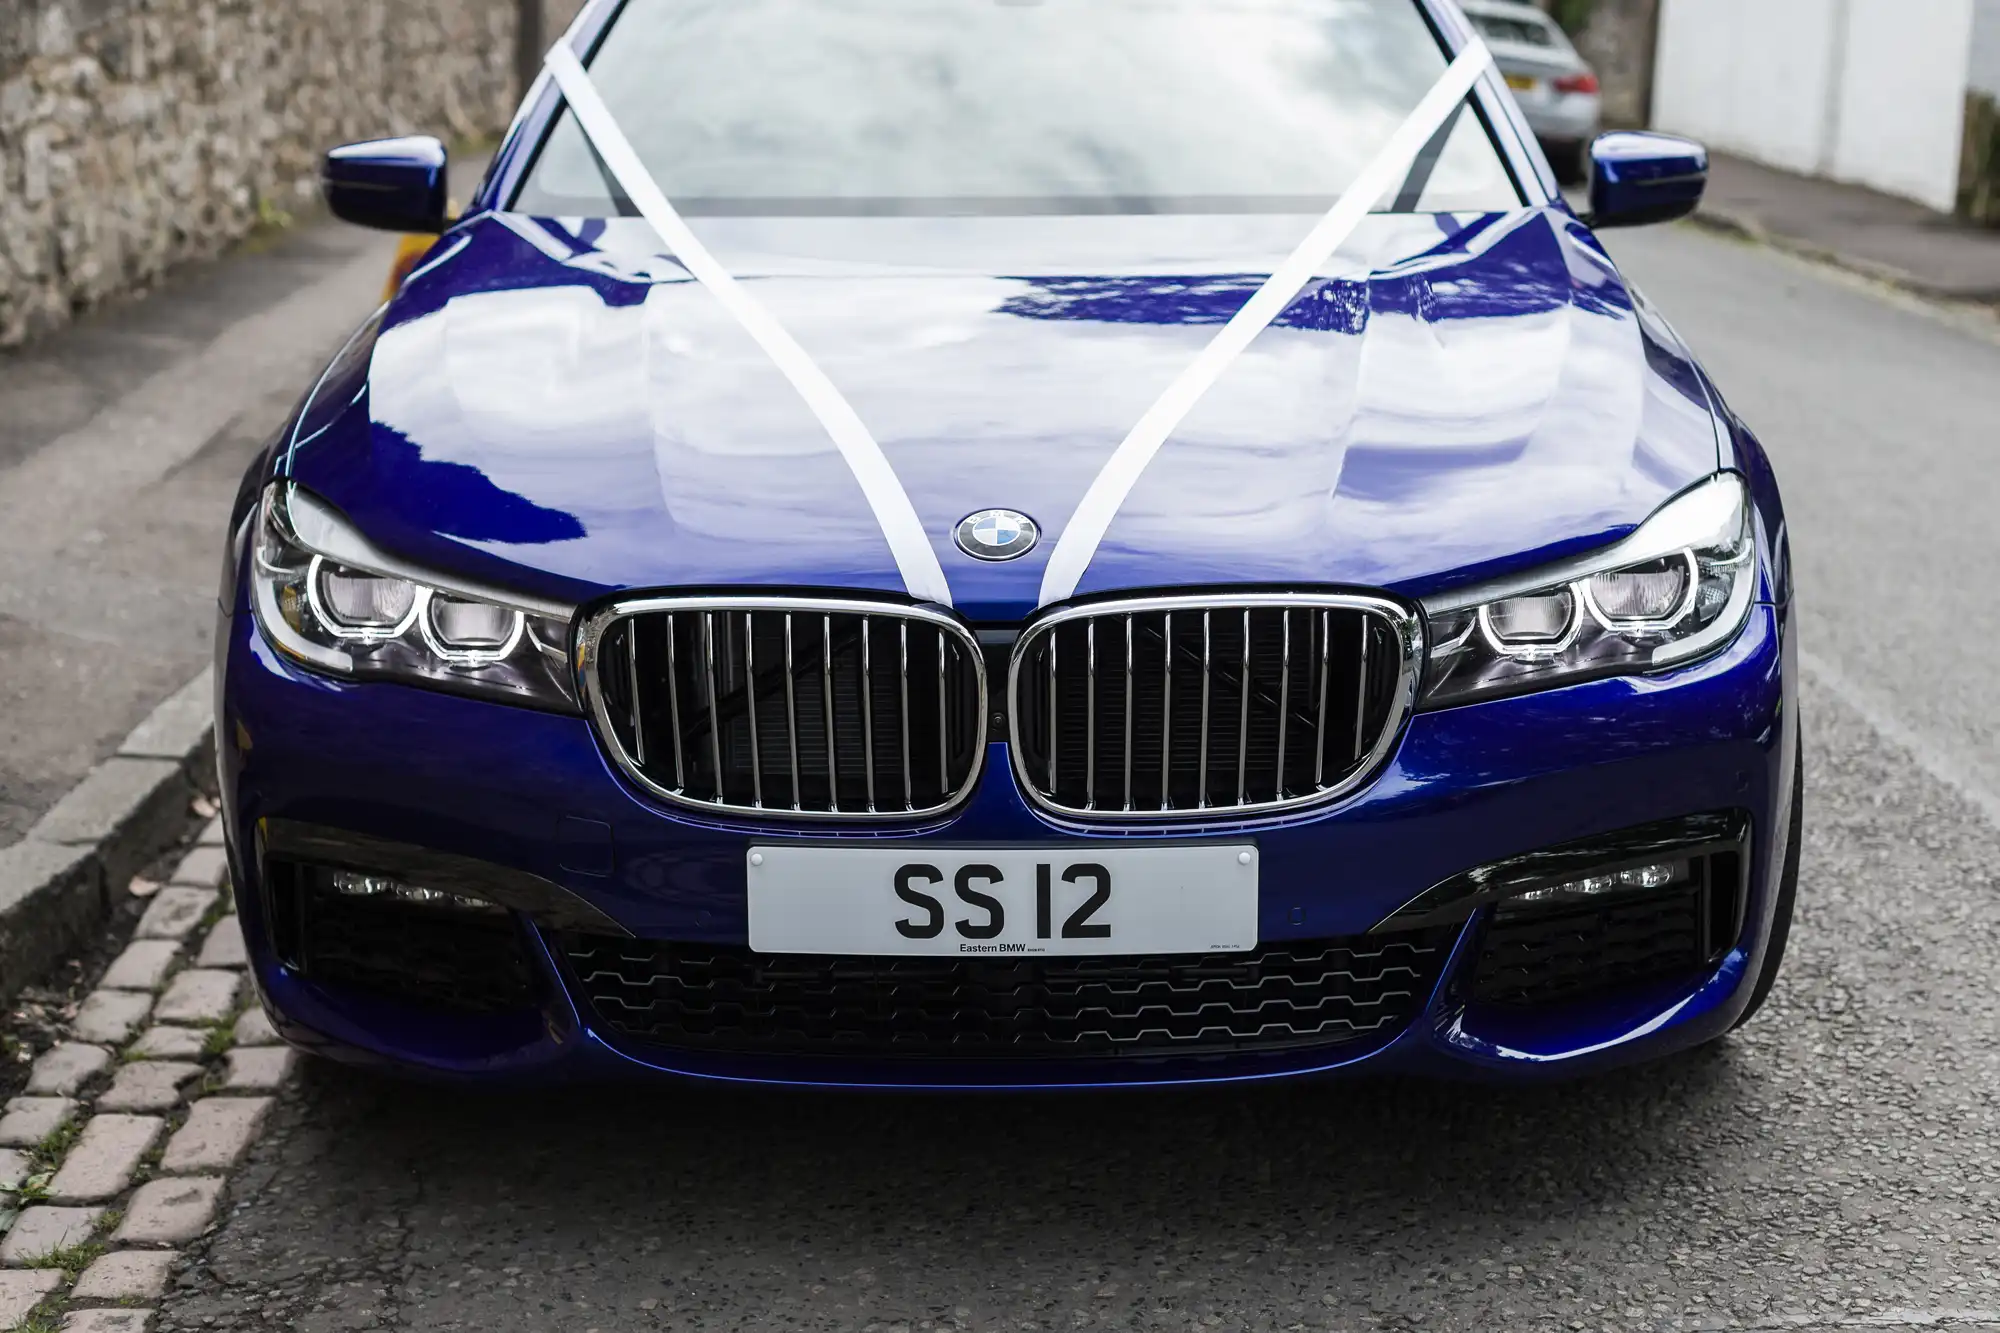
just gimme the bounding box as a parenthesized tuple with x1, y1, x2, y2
(284, 208, 1722, 620)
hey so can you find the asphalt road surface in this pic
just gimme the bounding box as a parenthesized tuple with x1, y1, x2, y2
(124, 223, 2000, 1332)
(0, 220, 397, 847)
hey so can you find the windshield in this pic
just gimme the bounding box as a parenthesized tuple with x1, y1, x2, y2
(513, 0, 1521, 217)
(1466, 11, 1560, 48)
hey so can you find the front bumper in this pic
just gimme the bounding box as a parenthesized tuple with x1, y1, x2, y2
(217, 595, 1796, 1089)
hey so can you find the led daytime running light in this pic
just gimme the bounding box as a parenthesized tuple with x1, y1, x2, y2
(420, 596, 527, 666)
(305, 555, 421, 643)
(1581, 551, 1701, 633)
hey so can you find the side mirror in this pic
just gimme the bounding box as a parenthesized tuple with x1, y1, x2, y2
(322, 136, 449, 234)
(1585, 132, 1708, 229)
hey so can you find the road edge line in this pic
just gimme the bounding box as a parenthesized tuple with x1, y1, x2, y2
(1801, 651, 2000, 832)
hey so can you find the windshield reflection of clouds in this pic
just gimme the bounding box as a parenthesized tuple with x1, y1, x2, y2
(520, 0, 1515, 215)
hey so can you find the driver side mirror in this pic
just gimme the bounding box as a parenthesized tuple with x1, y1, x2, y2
(322, 136, 450, 234)
(1585, 132, 1708, 229)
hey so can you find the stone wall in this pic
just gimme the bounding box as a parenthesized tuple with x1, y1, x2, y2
(0, 0, 525, 348)
(1570, 0, 1658, 128)
(1535, 0, 1659, 129)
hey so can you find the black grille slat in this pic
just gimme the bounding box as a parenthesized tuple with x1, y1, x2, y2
(595, 603, 982, 818)
(1014, 598, 1407, 818)
(563, 932, 1455, 1059)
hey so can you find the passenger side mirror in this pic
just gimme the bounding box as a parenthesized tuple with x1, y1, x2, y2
(322, 136, 450, 234)
(1585, 131, 1708, 229)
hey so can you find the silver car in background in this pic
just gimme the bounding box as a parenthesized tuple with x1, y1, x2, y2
(1462, 0, 1601, 182)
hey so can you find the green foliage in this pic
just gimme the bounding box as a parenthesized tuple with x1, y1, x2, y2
(8, 1168, 53, 1205)
(202, 1019, 237, 1059)
(21, 1237, 104, 1275)
(1548, 0, 1596, 35)
(28, 1118, 81, 1172)
(1961, 92, 2000, 226)
(253, 195, 295, 234)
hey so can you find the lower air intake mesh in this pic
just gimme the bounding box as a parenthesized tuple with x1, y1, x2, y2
(561, 932, 1454, 1059)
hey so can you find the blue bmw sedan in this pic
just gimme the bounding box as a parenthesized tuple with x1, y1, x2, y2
(216, 0, 1799, 1088)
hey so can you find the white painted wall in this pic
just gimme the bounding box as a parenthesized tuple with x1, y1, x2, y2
(1831, 0, 1975, 210)
(1971, 0, 2000, 97)
(1654, 0, 1977, 212)
(1653, 0, 1841, 176)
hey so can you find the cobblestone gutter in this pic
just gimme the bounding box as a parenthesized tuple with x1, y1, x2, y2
(0, 0, 519, 348)
(1, 825, 291, 1331)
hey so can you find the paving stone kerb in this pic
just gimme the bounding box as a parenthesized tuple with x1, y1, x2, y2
(131, 1026, 207, 1060)
(114, 1175, 225, 1246)
(48, 1114, 163, 1203)
(0, 1095, 77, 1147)
(233, 1009, 280, 1047)
(134, 888, 215, 943)
(153, 968, 242, 1024)
(168, 845, 228, 890)
(0, 1269, 64, 1326)
(99, 1061, 203, 1113)
(72, 989, 152, 1044)
(196, 916, 248, 969)
(101, 939, 182, 991)
(26, 1042, 111, 1096)
(0, 1204, 103, 1263)
(162, 1097, 272, 1173)
(224, 1047, 296, 1092)
(75, 1249, 178, 1301)
(64, 1307, 156, 1332)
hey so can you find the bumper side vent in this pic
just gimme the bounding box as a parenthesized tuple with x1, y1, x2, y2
(264, 861, 540, 1016)
(1469, 850, 1745, 1008)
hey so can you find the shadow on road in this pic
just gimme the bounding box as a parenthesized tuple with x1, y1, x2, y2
(240, 1038, 1756, 1320)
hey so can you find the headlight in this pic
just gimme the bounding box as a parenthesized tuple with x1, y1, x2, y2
(250, 482, 580, 711)
(1420, 473, 1756, 709)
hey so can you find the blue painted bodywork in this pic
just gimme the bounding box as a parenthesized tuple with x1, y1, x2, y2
(218, 0, 1798, 1087)
(321, 136, 450, 235)
(1588, 131, 1711, 230)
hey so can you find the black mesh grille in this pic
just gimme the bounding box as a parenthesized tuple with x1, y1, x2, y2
(1470, 853, 1744, 1008)
(593, 603, 985, 817)
(264, 862, 540, 1016)
(561, 933, 1454, 1059)
(1012, 600, 1408, 816)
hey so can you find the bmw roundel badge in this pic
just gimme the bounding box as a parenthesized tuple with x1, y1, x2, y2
(954, 509, 1040, 562)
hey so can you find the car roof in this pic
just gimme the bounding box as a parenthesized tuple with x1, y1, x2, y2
(1459, 0, 1557, 19)
(1457, 1, 1582, 60)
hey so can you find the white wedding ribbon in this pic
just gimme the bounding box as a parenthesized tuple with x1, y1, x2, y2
(544, 33, 1493, 613)
(1035, 39, 1496, 607)
(543, 44, 956, 607)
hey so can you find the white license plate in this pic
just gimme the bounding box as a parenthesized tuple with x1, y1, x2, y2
(747, 845, 1259, 957)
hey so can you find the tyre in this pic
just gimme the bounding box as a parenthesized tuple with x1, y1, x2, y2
(1548, 139, 1590, 187)
(1732, 734, 1803, 1029)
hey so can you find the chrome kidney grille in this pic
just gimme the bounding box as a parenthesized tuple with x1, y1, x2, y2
(1009, 595, 1420, 819)
(581, 598, 986, 819)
